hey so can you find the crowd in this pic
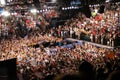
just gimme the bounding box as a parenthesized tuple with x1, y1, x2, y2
(1, 4, 120, 46)
(50, 6, 120, 47)
(0, 2, 120, 80)
(0, 31, 120, 80)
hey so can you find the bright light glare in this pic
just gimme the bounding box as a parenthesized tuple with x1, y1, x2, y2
(52, 0, 56, 3)
(30, 9, 37, 14)
(106, 0, 110, 2)
(95, 9, 98, 13)
(1, 11, 10, 17)
(0, 0, 6, 5)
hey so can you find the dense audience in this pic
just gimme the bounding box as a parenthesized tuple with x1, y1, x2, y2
(0, 5, 120, 46)
(0, 32, 120, 80)
(50, 7, 120, 46)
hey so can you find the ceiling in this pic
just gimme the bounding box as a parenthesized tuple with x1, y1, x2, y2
(0, 0, 119, 12)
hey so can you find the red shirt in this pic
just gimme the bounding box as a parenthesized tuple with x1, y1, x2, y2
(95, 14, 102, 21)
(92, 29, 97, 35)
(101, 28, 105, 33)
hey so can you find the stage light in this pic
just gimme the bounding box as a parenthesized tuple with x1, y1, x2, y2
(95, 9, 98, 13)
(69, 7, 72, 9)
(40, 10, 42, 12)
(30, 9, 37, 14)
(106, 0, 110, 3)
(37, 10, 39, 13)
(74, 7, 79, 9)
(64, 8, 67, 10)
(0, 0, 6, 6)
(52, 0, 56, 3)
(89, 5, 91, 7)
(45, 9, 48, 11)
(71, 6, 74, 9)
(68, 7, 70, 9)
(62, 7, 65, 10)
(1, 11, 10, 17)
(11, 13, 14, 15)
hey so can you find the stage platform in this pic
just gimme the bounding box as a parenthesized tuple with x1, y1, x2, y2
(65, 38, 114, 49)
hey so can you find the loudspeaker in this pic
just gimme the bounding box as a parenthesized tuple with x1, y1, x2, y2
(98, 5, 105, 13)
(0, 58, 17, 80)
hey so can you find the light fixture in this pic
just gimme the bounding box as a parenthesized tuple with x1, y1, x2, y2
(52, 0, 56, 3)
(0, 0, 6, 6)
(69, 7, 72, 9)
(40, 10, 42, 12)
(106, 0, 110, 3)
(30, 9, 37, 14)
(45, 9, 48, 11)
(64, 8, 67, 10)
(1, 11, 10, 17)
(62, 7, 65, 10)
(68, 7, 70, 9)
(71, 6, 74, 9)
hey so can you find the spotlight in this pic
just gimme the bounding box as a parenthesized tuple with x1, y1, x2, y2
(52, 0, 56, 3)
(1, 11, 10, 17)
(106, 0, 110, 3)
(30, 9, 37, 14)
(64, 8, 67, 10)
(45, 9, 48, 11)
(69, 7, 72, 9)
(62, 7, 65, 10)
(37, 10, 39, 13)
(40, 10, 42, 12)
(0, 0, 6, 6)
(68, 7, 70, 9)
